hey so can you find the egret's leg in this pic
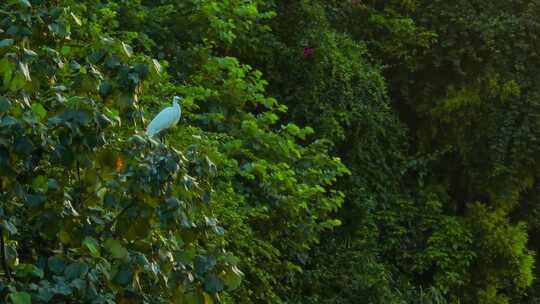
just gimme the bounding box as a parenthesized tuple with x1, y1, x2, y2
(160, 133, 169, 146)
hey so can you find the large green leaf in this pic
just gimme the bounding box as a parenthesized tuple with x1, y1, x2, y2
(203, 275, 224, 294)
(24, 193, 46, 207)
(9, 73, 25, 91)
(113, 264, 134, 286)
(222, 266, 242, 290)
(14, 137, 33, 156)
(82, 237, 100, 257)
(15, 263, 44, 278)
(184, 292, 204, 304)
(31, 175, 48, 192)
(48, 256, 66, 274)
(0, 39, 14, 48)
(31, 103, 47, 121)
(8, 292, 31, 304)
(0, 97, 10, 113)
(64, 262, 89, 281)
(194, 256, 216, 276)
(104, 238, 129, 260)
(17, 0, 31, 8)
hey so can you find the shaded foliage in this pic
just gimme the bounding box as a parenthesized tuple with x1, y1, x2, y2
(2, 0, 540, 303)
(0, 0, 345, 303)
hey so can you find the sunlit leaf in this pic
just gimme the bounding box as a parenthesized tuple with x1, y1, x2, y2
(152, 59, 162, 74)
(15, 263, 44, 278)
(8, 292, 31, 304)
(221, 266, 243, 290)
(82, 236, 100, 257)
(71, 12, 82, 26)
(31, 103, 47, 121)
(18, 62, 30, 81)
(121, 42, 133, 57)
(31, 175, 48, 191)
(17, 0, 31, 8)
(9, 73, 25, 91)
(104, 238, 129, 260)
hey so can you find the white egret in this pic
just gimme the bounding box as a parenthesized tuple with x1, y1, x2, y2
(146, 96, 182, 137)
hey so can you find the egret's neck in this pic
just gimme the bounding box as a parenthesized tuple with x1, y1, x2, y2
(173, 101, 181, 111)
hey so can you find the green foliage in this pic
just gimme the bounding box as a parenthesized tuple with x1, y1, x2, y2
(0, 3, 240, 301)
(0, 0, 345, 302)
(2, 0, 540, 303)
(231, 0, 539, 302)
(467, 203, 534, 303)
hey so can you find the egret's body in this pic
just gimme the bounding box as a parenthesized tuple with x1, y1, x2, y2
(146, 96, 182, 137)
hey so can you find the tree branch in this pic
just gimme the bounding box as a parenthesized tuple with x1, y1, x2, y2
(0, 227, 12, 280)
(108, 201, 136, 236)
(76, 160, 83, 206)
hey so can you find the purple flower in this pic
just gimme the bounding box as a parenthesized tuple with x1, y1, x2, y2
(303, 47, 314, 58)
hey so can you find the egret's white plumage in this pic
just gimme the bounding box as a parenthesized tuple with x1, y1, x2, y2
(146, 96, 182, 137)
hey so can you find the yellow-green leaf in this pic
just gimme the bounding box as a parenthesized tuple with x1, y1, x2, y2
(31, 103, 47, 121)
(70, 12, 82, 26)
(83, 236, 100, 257)
(8, 292, 31, 304)
(104, 238, 129, 260)
(121, 42, 133, 57)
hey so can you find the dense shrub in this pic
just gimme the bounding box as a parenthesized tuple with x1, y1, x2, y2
(1, 0, 540, 303)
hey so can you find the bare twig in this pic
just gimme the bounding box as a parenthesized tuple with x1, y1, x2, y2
(109, 201, 136, 236)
